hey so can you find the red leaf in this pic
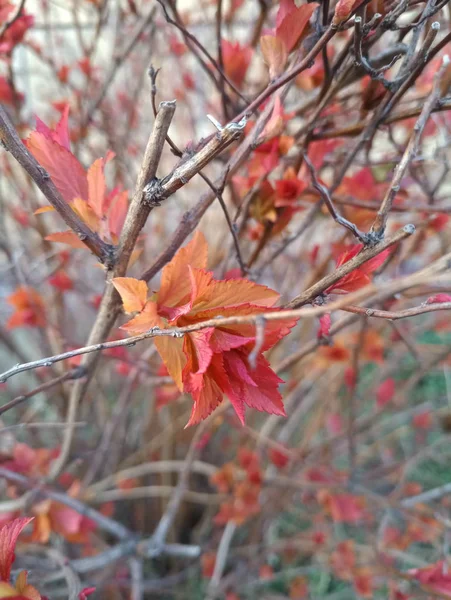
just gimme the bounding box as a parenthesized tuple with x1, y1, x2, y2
(0, 517, 33, 582)
(412, 411, 432, 430)
(426, 293, 451, 304)
(409, 560, 451, 596)
(275, 0, 295, 28)
(25, 133, 88, 205)
(327, 245, 390, 294)
(35, 104, 70, 150)
(376, 378, 395, 408)
(48, 270, 73, 292)
(332, 0, 362, 25)
(79, 588, 96, 600)
(320, 492, 366, 523)
(0, 76, 23, 106)
(0, 11, 33, 54)
(221, 40, 252, 86)
(268, 447, 290, 468)
(317, 313, 331, 339)
(107, 189, 128, 239)
(276, 3, 318, 53)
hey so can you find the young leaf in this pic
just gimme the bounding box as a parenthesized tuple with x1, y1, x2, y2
(275, 2, 318, 53)
(0, 517, 33, 582)
(112, 278, 148, 313)
(260, 35, 288, 79)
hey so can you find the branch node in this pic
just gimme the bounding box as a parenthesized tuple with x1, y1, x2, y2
(143, 177, 164, 207)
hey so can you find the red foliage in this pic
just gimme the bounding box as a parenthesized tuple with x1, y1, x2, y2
(326, 244, 390, 295)
(409, 560, 451, 597)
(6, 287, 45, 329)
(376, 378, 396, 408)
(114, 232, 295, 426)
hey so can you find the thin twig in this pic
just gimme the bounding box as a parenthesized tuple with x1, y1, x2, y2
(48, 100, 176, 480)
(286, 224, 415, 308)
(303, 154, 370, 243)
(371, 54, 450, 236)
(206, 521, 237, 600)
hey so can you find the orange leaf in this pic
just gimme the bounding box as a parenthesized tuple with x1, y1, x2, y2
(158, 231, 208, 308)
(87, 152, 114, 218)
(113, 277, 148, 313)
(155, 334, 186, 392)
(120, 301, 160, 334)
(15, 570, 41, 600)
(72, 197, 99, 231)
(258, 96, 285, 143)
(87, 158, 107, 219)
(34, 205, 55, 214)
(45, 230, 88, 249)
(191, 273, 279, 315)
(260, 35, 287, 79)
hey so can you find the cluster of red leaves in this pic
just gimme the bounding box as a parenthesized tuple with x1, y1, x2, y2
(25, 106, 128, 249)
(6, 287, 45, 330)
(318, 490, 368, 524)
(326, 243, 391, 295)
(330, 539, 374, 598)
(0, 517, 95, 599)
(260, 1, 318, 79)
(210, 449, 262, 525)
(113, 232, 295, 426)
(246, 166, 307, 238)
(0, 2, 34, 55)
(409, 560, 451, 597)
(1, 444, 98, 545)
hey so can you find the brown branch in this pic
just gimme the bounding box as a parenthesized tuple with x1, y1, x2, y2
(48, 100, 176, 480)
(371, 55, 450, 236)
(143, 116, 247, 207)
(140, 97, 277, 283)
(81, 7, 156, 129)
(343, 302, 451, 321)
(138, 419, 210, 556)
(285, 224, 416, 308)
(234, 24, 337, 120)
(2, 293, 449, 385)
(0, 105, 114, 265)
(311, 97, 451, 139)
(5, 252, 451, 386)
(303, 154, 369, 242)
(0, 367, 85, 416)
(0, 467, 200, 573)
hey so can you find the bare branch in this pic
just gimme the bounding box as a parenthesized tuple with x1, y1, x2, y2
(371, 54, 450, 237)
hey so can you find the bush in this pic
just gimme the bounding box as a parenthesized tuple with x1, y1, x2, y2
(0, 0, 451, 598)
